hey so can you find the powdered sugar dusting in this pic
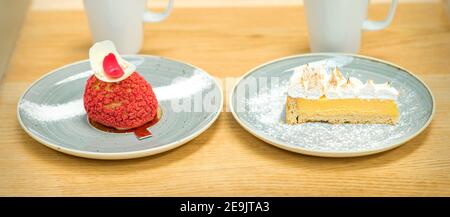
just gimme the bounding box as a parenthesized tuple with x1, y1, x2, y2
(244, 80, 426, 152)
(153, 69, 212, 101)
(20, 99, 85, 122)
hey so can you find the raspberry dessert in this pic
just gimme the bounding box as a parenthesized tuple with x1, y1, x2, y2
(83, 41, 158, 130)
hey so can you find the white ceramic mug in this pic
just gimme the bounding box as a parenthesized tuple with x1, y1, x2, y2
(304, 0, 398, 53)
(83, 0, 174, 54)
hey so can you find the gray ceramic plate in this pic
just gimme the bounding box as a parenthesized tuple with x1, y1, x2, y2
(230, 53, 435, 157)
(18, 55, 223, 160)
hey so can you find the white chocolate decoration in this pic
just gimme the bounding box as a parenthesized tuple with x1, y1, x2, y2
(287, 64, 399, 100)
(88, 40, 136, 82)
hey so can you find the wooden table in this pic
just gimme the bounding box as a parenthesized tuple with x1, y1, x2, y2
(1, 3, 449, 196)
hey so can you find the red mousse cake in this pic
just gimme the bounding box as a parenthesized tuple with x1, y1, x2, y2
(83, 40, 158, 130)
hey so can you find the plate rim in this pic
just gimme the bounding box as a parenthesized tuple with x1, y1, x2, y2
(17, 55, 224, 160)
(229, 53, 436, 157)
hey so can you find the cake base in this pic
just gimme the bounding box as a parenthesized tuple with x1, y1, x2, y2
(286, 96, 399, 125)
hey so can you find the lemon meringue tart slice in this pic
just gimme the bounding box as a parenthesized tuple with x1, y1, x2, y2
(286, 65, 399, 125)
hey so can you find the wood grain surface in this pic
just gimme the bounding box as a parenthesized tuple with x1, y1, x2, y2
(0, 3, 449, 196)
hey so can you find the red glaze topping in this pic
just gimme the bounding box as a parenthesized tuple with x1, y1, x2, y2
(102, 53, 124, 78)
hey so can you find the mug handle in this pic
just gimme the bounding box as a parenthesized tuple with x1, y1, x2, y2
(362, 0, 398, 31)
(143, 0, 174, 23)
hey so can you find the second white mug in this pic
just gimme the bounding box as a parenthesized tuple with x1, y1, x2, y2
(83, 0, 174, 54)
(304, 0, 398, 53)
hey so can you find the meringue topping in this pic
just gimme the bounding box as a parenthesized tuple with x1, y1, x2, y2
(288, 64, 399, 100)
(89, 40, 136, 82)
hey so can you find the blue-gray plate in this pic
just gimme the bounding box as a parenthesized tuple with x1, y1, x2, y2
(18, 55, 223, 160)
(230, 54, 435, 157)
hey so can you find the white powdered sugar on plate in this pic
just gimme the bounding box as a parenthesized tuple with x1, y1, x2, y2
(244, 80, 426, 152)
